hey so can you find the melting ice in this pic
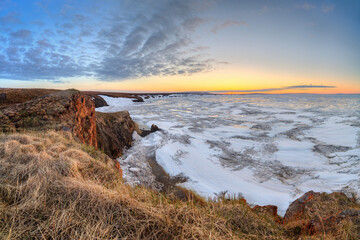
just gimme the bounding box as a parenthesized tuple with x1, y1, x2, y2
(97, 94, 360, 215)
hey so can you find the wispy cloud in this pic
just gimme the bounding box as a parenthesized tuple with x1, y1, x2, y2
(0, 12, 22, 26)
(211, 20, 247, 34)
(296, 3, 334, 13)
(322, 4, 335, 13)
(96, 0, 216, 81)
(213, 85, 336, 93)
(0, 0, 216, 81)
(296, 3, 316, 10)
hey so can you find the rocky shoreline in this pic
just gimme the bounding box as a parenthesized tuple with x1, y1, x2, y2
(0, 88, 359, 237)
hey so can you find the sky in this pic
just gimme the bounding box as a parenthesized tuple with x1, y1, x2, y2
(0, 0, 359, 93)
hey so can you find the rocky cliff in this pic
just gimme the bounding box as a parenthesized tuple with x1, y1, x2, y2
(96, 111, 136, 158)
(0, 89, 140, 161)
(0, 89, 97, 147)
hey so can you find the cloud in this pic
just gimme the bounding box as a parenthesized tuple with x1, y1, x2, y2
(9, 29, 33, 45)
(296, 3, 334, 13)
(0, 43, 87, 81)
(94, 0, 215, 81)
(0, 0, 16, 11)
(214, 85, 336, 93)
(322, 5, 335, 13)
(0, 12, 22, 26)
(296, 3, 316, 10)
(182, 17, 207, 31)
(31, 20, 45, 26)
(0, 0, 216, 81)
(10, 29, 31, 38)
(286, 85, 335, 89)
(212, 20, 247, 34)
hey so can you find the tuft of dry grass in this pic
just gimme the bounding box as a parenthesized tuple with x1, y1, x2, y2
(0, 131, 358, 239)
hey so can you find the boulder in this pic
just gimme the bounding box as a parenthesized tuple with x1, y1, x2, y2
(284, 191, 358, 235)
(96, 111, 136, 158)
(137, 124, 160, 137)
(132, 97, 144, 102)
(151, 124, 159, 132)
(283, 191, 320, 223)
(92, 95, 108, 108)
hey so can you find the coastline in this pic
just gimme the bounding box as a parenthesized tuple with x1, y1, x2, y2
(0, 88, 359, 238)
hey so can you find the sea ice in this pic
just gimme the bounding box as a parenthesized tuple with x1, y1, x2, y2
(98, 94, 360, 215)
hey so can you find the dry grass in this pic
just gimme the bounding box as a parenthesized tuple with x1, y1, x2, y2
(0, 131, 358, 239)
(0, 88, 59, 108)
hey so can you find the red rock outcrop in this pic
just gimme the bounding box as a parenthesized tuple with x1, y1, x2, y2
(71, 93, 97, 148)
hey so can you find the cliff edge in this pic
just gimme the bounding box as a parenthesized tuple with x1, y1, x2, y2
(0, 89, 97, 148)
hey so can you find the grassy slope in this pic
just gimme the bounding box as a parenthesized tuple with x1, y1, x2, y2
(0, 131, 358, 239)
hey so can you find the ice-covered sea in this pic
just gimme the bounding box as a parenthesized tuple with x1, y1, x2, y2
(97, 94, 360, 215)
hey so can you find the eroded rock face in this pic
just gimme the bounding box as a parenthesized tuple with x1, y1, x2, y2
(96, 111, 136, 158)
(71, 93, 97, 148)
(0, 89, 97, 148)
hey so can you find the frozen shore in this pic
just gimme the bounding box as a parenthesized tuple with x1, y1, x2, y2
(97, 94, 360, 215)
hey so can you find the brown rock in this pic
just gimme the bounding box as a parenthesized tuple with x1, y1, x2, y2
(132, 97, 144, 102)
(305, 208, 360, 235)
(92, 95, 109, 108)
(137, 124, 160, 137)
(96, 111, 136, 158)
(151, 124, 159, 132)
(284, 191, 358, 236)
(284, 191, 320, 224)
(71, 94, 97, 148)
